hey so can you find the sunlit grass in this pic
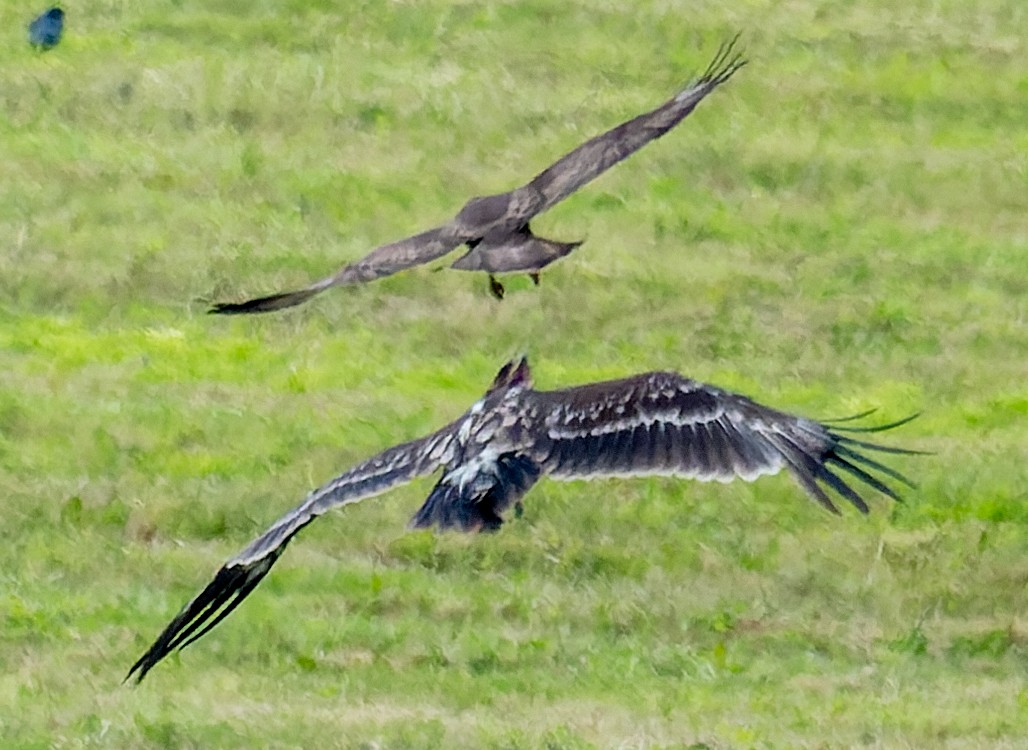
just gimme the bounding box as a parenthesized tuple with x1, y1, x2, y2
(1, 0, 1025, 748)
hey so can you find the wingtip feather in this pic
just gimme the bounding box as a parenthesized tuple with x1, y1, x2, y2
(126, 562, 269, 683)
(208, 287, 323, 315)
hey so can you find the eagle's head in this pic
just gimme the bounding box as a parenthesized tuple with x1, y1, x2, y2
(486, 356, 533, 396)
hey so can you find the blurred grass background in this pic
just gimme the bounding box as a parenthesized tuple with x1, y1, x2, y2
(1, 0, 1025, 747)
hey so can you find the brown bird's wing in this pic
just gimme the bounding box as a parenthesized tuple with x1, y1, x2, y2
(524, 35, 746, 215)
(126, 424, 457, 682)
(209, 187, 550, 315)
(209, 224, 467, 314)
(527, 371, 919, 514)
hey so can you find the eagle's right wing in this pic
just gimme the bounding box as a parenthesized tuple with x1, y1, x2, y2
(126, 423, 458, 682)
(209, 224, 466, 314)
(528, 372, 919, 514)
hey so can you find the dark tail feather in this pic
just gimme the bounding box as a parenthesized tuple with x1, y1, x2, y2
(409, 455, 541, 532)
(409, 481, 497, 532)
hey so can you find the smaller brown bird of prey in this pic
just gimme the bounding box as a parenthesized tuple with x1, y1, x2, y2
(209, 37, 745, 313)
(127, 357, 919, 682)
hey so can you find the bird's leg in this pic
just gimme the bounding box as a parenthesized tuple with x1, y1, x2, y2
(514, 500, 524, 519)
(488, 275, 505, 300)
(528, 272, 541, 286)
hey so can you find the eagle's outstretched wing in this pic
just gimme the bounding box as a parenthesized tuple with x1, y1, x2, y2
(126, 425, 457, 682)
(525, 35, 746, 214)
(209, 38, 745, 315)
(529, 372, 919, 514)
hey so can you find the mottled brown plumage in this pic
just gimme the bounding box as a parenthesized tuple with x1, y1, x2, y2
(127, 357, 920, 682)
(209, 38, 745, 314)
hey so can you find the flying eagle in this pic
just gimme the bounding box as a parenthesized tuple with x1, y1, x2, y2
(127, 357, 919, 682)
(208, 37, 745, 313)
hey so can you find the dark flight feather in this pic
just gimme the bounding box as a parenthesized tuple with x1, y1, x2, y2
(128, 357, 918, 682)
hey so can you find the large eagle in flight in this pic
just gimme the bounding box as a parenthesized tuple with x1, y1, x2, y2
(128, 357, 919, 681)
(209, 38, 745, 313)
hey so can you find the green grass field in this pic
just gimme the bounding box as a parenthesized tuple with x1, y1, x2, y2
(2, 1, 1026, 747)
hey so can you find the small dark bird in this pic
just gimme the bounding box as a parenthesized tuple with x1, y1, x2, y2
(127, 357, 920, 682)
(209, 36, 746, 313)
(28, 7, 64, 50)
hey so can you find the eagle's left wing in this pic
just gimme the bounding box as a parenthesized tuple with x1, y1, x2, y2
(528, 372, 918, 514)
(127, 423, 458, 682)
